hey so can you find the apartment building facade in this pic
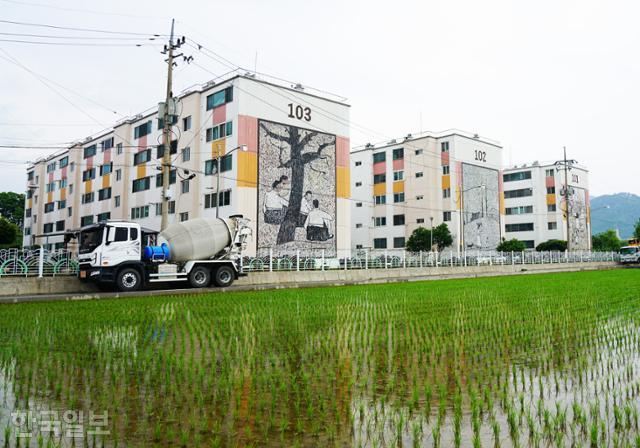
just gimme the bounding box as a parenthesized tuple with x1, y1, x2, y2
(502, 162, 590, 249)
(350, 132, 504, 254)
(24, 74, 351, 257)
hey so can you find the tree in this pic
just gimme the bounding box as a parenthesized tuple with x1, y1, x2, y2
(0, 192, 25, 227)
(0, 217, 19, 248)
(536, 239, 567, 251)
(591, 230, 622, 252)
(406, 224, 453, 252)
(260, 123, 333, 245)
(634, 218, 640, 240)
(496, 238, 526, 252)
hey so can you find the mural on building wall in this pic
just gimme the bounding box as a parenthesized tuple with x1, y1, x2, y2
(257, 120, 336, 257)
(462, 163, 501, 251)
(567, 186, 589, 250)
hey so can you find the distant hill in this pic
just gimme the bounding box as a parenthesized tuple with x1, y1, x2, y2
(590, 193, 640, 239)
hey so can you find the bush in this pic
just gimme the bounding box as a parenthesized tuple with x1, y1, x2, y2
(536, 239, 567, 251)
(406, 224, 453, 252)
(496, 238, 526, 252)
(0, 217, 18, 246)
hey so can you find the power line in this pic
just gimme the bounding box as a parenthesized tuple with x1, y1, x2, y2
(0, 31, 162, 41)
(0, 19, 164, 36)
(0, 0, 168, 20)
(0, 38, 155, 47)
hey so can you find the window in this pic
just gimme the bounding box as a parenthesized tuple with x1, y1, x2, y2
(416, 195, 424, 200)
(393, 192, 405, 203)
(113, 227, 127, 242)
(100, 137, 114, 151)
(545, 169, 554, 177)
(130, 228, 138, 240)
(505, 205, 533, 215)
(59, 156, 68, 168)
(441, 141, 449, 153)
(547, 204, 557, 212)
(206, 86, 233, 110)
(374, 217, 386, 227)
(355, 181, 362, 187)
(98, 187, 112, 201)
(355, 223, 363, 229)
(69, 162, 74, 172)
(416, 172, 423, 178)
(205, 121, 233, 142)
(131, 206, 149, 219)
(355, 161, 362, 167)
(68, 207, 72, 217)
(355, 202, 363, 207)
(505, 223, 534, 232)
(373, 238, 387, 249)
(46, 183, 56, 193)
(25, 208, 31, 217)
(417, 218, 425, 224)
(155, 201, 175, 215)
(442, 165, 450, 175)
(133, 149, 151, 166)
(182, 147, 190, 162)
(24, 227, 31, 236)
(415, 149, 423, 155)
(393, 237, 405, 248)
(443, 211, 452, 222)
(205, 154, 232, 174)
(374, 195, 386, 205)
(26, 190, 33, 200)
(115, 169, 122, 181)
(156, 140, 178, 159)
(373, 152, 386, 163)
(132, 177, 151, 193)
(134, 121, 152, 139)
(43, 223, 54, 233)
(503, 171, 532, 182)
(83, 145, 97, 159)
(442, 188, 451, 198)
(80, 215, 94, 226)
(116, 143, 123, 155)
(57, 200, 66, 210)
(572, 174, 579, 183)
(179, 212, 189, 222)
(393, 214, 405, 226)
(82, 192, 95, 204)
(155, 170, 177, 187)
(27, 171, 34, 181)
(373, 173, 386, 184)
(393, 171, 404, 181)
(504, 188, 533, 199)
(392, 147, 404, 160)
(522, 240, 535, 249)
(157, 115, 177, 130)
(204, 190, 231, 208)
(59, 178, 67, 189)
(356, 244, 363, 249)
(44, 202, 54, 213)
(183, 116, 192, 131)
(115, 196, 120, 207)
(55, 220, 65, 231)
(100, 163, 113, 176)
(548, 221, 558, 230)
(82, 168, 96, 181)
(546, 187, 555, 194)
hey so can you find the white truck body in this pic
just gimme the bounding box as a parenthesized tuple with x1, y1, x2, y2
(619, 246, 640, 264)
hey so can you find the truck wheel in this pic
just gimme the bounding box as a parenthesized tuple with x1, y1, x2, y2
(117, 268, 142, 292)
(213, 266, 234, 288)
(189, 266, 211, 288)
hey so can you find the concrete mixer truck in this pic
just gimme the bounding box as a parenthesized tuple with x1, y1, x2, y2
(76, 215, 252, 292)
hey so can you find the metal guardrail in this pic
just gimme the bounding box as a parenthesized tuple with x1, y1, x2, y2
(0, 249, 78, 277)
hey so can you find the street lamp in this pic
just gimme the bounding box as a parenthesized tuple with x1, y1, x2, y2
(212, 144, 248, 218)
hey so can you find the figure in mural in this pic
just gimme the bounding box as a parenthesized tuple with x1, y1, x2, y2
(298, 190, 313, 227)
(567, 187, 589, 249)
(304, 199, 334, 241)
(263, 178, 289, 224)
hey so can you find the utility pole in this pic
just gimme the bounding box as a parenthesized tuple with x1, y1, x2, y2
(159, 19, 176, 231)
(555, 147, 578, 251)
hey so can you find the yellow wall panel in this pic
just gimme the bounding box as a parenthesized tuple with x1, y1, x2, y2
(60, 188, 66, 201)
(499, 192, 505, 215)
(392, 180, 405, 193)
(136, 164, 146, 180)
(47, 192, 53, 203)
(212, 139, 226, 159)
(237, 151, 257, 188)
(373, 182, 386, 196)
(337, 166, 350, 198)
(546, 194, 556, 205)
(84, 180, 92, 194)
(102, 174, 110, 189)
(441, 175, 451, 189)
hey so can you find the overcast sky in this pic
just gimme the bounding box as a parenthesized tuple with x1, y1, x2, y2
(1, 0, 638, 197)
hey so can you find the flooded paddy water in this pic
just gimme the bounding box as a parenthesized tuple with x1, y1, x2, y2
(0, 269, 639, 447)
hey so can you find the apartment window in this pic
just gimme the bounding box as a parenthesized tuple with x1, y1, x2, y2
(356, 244, 363, 249)
(572, 174, 579, 183)
(24, 227, 31, 236)
(355, 181, 362, 187)
(393, 237, 405, 248)
(179, 212, 189, 222)
(132, 177, 151, 193)
(206, 86, 233, 110)
(82, 168, 96, 181)
(355, 223, 363, 229)
(548, 221, 558, 230)
(45, 183, 56, 193)
(25, 208, 31, 217)
(373, 152, 386, 163)
(505, 205, 533, 215)
(355, 202, 362, 208)
(155, 170, 177, 187)
(373, 173, 386, 184)
(441, 141, 450, 153)
(43, 223, 54, 233)
(97, 212, 111, 222)
(503, 171, 532, 182)
(83, 145, 97, 159)
(547, 204, 557, 212)
(442, 188, 451, 198)
(44, 202, 54, 213)
(373, 238, 387, 249)
(505, 223, 534, 232)
(155, 201, 175, 216)
(80, 215, 94, 226)
(134, 121, 152, 139)
(183, 116, 192, 131)
(393, 192, 405, 203)
(205, 154, 232, 174)
(157, 115, 177, 130)
(26, 189, 33, 200)
(156, 140, 178, 159)
(545, 169, 554, 177)
(81, 192, 95, 204)
(504, 188, 533, 199)
(53, 220, 64, 232)
(57, 200, 66, 210)
(101, 137, 114, 151)
(115, 169, 122, 181)
(205, 121, 233, 142)
(27, 171, 34, 181)
(417, 218, 425, 224)
(100, 163, 113, 176)
(68, 207, 72, 217)
(59, 178, 67, 189)
(442, 165, 450, 175)
(133, 149, 151, 166)
(204, 190, 231, 208)
(546, 186, 556, 194)
(355, 161, 362, 167)
(131, 206, 149, 219)
(415, 149, 423, 155)
(181, 147, 191, 162)
(374, 195, 386, 205)
(393, 214, 405, 226)
(416, 172, 423, 178)
(374, 217, 386, 227)
(393, 171, 404, 181)
(416, 195, 423, 200)
(114, 196, 120, 208)
(181, 180, 190, 194)
(69, 162, 74, 172)
(59, 156, 68, 168)
(116, 143, 123, 155)
(443, 211, 452, 222)
(392, 147, 404, 160)
(98, 187, 112, 201)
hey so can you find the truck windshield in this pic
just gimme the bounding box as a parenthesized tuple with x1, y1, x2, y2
(620, 247, 638, 255)
(79, 227, 104, 254)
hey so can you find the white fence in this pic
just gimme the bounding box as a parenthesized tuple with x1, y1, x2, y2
(0, 249, 78, 277)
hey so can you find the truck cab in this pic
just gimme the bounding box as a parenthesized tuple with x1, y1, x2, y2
(619, 245, 640, 264)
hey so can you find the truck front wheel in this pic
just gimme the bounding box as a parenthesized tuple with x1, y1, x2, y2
(213, 266, 234, 288)
(117, 268, 142, 292)
(189, 266, 211, 288)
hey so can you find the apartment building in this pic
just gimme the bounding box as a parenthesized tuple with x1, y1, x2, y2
(502, 162, 590, 249)
(350, 131, 504, 254)
(24, 74, 351, 257)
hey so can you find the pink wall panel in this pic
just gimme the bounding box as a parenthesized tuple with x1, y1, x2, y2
(392, 158, 404, 171)
(545, 176, 555, 188)
(336, 136, 349, 168)
(238, 115, 258, 153)
(441, 151, 450, 165)
(373, 161, 386, 175)
(212, 104, 226, 124)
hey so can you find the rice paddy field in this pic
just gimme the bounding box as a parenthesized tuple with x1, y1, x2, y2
(0, 269, 639, 447)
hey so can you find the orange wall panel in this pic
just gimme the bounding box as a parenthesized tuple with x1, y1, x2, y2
(337, 166, 350, 198)
(212, 139, 226, 158)
(441, 174, 451, 189)
(102, 174, 110, 189)
(392, 180, 405, 193)
(237, 151, 257, 188)
(373, 182, 386, 196)
(546, 194, 556, 205)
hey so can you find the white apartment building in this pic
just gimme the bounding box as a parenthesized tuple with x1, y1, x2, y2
(350, 131, 504, 254)
(502, 162, 590, 249)
(24, 73, 351, 257)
